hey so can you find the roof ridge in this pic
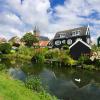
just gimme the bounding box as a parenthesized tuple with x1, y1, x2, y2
(57, 26, 87, 33)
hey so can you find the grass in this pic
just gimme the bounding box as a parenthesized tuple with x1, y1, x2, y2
(0, 73, 56, 100)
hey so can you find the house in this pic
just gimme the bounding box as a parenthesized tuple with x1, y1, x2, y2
(97, 36, 100, 47)
(39, 36, 49, 47)
(53, 26, 91, 48)
(9, 36, 21, 47)
(52, 26, 91, 59)
(33, 26, 49, 47)
(0, 37, 7, 43)
(69, 39, 91, 60)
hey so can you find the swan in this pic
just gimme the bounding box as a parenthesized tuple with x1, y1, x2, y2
(75, 78, 81, 82)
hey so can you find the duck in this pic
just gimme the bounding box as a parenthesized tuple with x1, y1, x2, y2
(75, 78, 81, 82)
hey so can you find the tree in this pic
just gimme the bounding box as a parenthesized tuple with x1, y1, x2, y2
(21, 32, 39, 47)
(0, 43, 12, 54)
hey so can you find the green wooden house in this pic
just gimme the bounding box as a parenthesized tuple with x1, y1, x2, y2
(97, 37, 100, 47)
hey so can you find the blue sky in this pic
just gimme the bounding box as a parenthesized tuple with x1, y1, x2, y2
(50, 0, 65, 8)
(0, 0, 100, 43)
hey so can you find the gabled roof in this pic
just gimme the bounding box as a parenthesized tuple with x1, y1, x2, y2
(54, 26, 89, 39)
(0, 37, 7, 43)
(69, 39, 91, 49)
(39, 41, 49, 47)
(39, 36, 49, 41)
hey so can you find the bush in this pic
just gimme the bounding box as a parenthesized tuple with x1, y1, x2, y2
(31, 48, 45, 63)
(78, 55, 91, 65)
(0, 64, 7, 71)
(45, 49, 60, 59)
(59, 51, 76, 66)
(0, 43, 12, 54)
(93, 59, 100, 68)
(25, 76, 44, 92)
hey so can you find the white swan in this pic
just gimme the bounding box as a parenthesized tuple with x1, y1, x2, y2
(75, 78, 81, 82)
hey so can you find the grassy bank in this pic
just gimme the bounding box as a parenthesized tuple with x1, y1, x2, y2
(0, 73, 56, 100)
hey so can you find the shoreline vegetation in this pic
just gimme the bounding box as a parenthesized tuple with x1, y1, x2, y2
(0, 72, 57, 100)
(0, 44, 100, 70)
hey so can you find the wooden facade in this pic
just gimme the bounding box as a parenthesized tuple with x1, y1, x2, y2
(97, 37, 100, 47)
(52, 26, 91, 59)
(69, 39, 91, 60)
(52, 26, 91, 48)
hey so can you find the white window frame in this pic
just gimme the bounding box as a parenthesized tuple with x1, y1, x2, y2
(72, 31, 76, 36)
(62, 40, 66, 44)
(67, 39, 72, 45)
(55, 40, 61, 46)
(60, 34, 65, 38)
(77, 30, 81, 35)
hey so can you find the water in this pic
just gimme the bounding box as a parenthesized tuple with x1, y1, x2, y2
(1, 60, 100, 100)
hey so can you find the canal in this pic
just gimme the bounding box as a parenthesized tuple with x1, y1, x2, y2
(2, 60, 100, 100)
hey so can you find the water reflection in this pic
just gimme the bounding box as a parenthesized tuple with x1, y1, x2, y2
(9, 68, 26, 81)
(1, 59, 100, 100)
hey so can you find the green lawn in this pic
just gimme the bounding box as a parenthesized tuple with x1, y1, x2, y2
(0, 73, 56, 100)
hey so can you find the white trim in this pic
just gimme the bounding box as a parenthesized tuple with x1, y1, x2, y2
(69, 39, 91, 49)
(86, 26, 90, 35)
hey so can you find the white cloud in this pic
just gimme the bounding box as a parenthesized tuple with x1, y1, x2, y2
(0, 0, 100, 43)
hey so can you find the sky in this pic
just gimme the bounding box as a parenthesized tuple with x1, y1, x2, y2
(0, 0, 100, 43)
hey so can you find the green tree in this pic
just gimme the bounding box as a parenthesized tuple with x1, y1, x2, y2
(21, 32, 39, 47)
(0, 43, 12, 54)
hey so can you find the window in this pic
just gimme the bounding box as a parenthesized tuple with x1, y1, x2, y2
(60, 34, 65, 38)
(77, 30, 81, 35)
(62, 40, 66, 44)
(72, 30, 80, 36)
(72, 31, 76, 36)
(55, 40, 61, 46)
(67, 39, 72, 45)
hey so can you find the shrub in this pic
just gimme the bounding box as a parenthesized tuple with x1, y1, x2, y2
(93, 59, 100, 68)
(31, 48, 45, 63)
(0, 64, 7, 71)
(45, 49, 60, 59)
(0, 43, 12, 54)
(78, 55, 91, 65)
(25, 76, 44, 92)
(17, 46, 34, 56)
(59, 52, 76, 66)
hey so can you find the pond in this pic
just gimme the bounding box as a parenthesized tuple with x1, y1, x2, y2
(1, 59, 100, 100)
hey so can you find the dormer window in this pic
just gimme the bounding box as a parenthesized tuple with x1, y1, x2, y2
(72, 31, 76, 36)
(72, 30, 80, 36)
(60, 34, 65, 38)
(77, 30, 81, 35)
